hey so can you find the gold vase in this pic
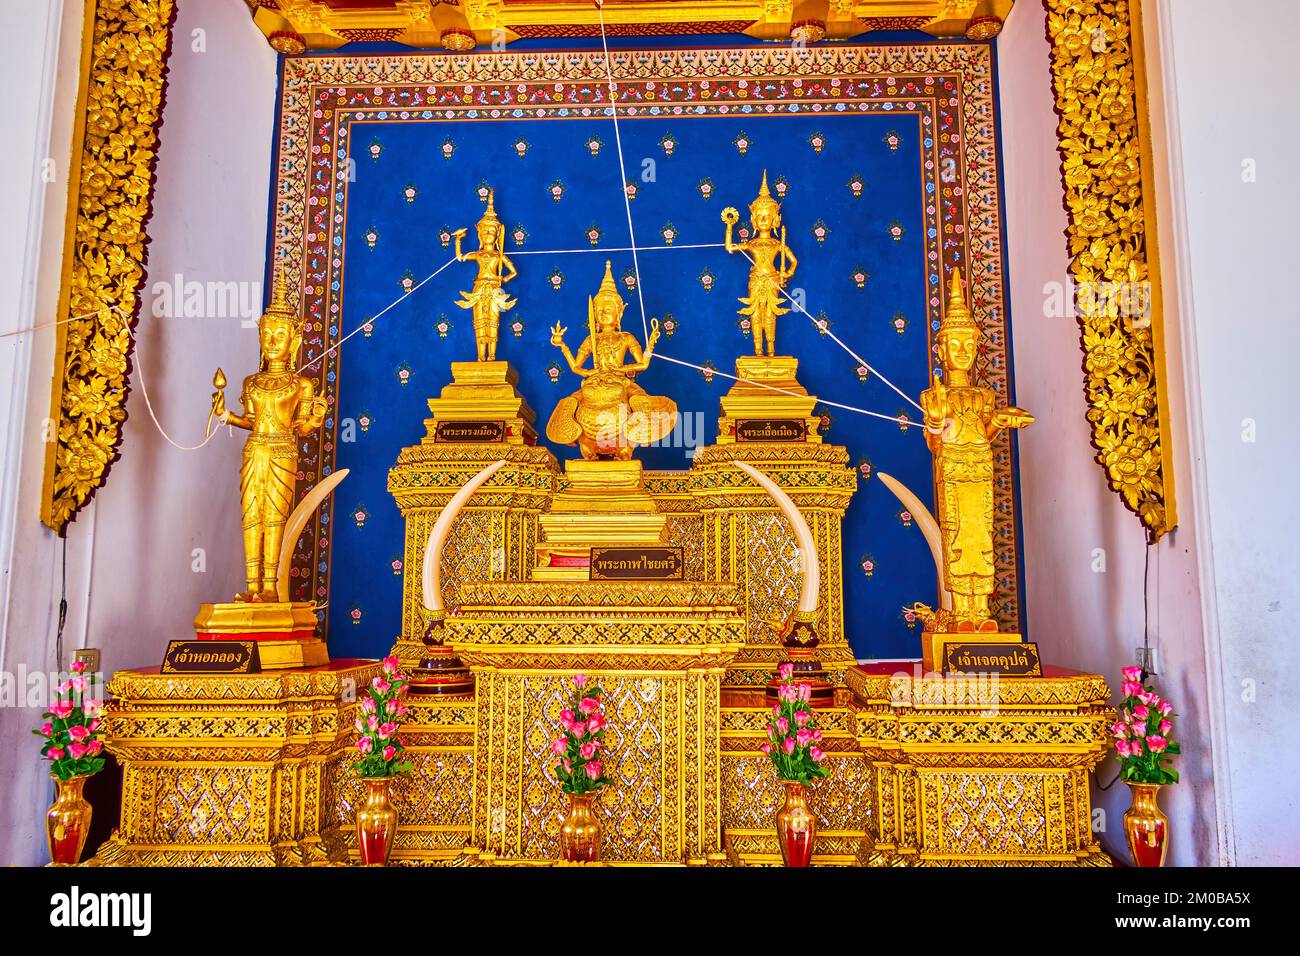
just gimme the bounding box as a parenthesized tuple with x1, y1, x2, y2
(1123, 783, 1168, 867)
(356, 777, 398, 866)
(47, 774, 92, 865)
(559, 792, 601, 863)
(776, 780, 815, 866)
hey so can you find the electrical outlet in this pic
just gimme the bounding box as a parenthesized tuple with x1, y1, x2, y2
(74, 647, 101, 675)
(1134, 646, 1158, 675)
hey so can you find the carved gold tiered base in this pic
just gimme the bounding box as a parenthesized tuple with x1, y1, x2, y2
(847, 663, 1114, 866)
(427, 360, 538, 445)
(533, 459, 666, 579)
(91, 661, 379, 866)
(192, 600, 327, 669)
(387, 443, 556, 667)
(721, 689, 874, 865)
(447, 580, 744, 864)
(690, 441, 858, 688)
(717, 356, 822, 444)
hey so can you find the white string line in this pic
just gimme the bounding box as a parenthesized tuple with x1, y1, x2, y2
(651, 352, 916, 426)
(595, 0, 652, 341)
(298, 254, 458, 372)
(737, 247, 924, 414)
(512, 242, 723, 256)
(44, 302, 226, 452)
(0, 301, 136, 340)
(133, 324, 226, 451)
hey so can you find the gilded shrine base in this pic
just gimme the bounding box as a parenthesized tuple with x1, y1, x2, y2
(96, 658, 1111, 866)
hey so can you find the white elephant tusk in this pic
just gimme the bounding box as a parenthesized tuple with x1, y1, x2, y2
(276, 468, 350, 602)
(733, 461, 819, 614)
(877, 471, 951, 611)
(422, 460, 508, 612)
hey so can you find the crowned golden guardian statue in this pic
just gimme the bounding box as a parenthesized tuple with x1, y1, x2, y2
(199, 267, 342, 667)
(546, 261, 677, 460)
(453, 189, 517, 363)
(715, 173, 820, 443)
(722, 171, 797, 358)
(881, 270, 1034, 668)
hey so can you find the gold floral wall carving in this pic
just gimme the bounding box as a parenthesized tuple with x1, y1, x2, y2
(41, 0, 176, 532)
(1043, 0, 1177, 539)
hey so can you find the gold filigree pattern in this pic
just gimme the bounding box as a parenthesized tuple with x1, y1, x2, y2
(850, 666, 1113, 865)
(1043, 0, 1176, 538)
(93, 662, 378, 866)
(41, 0, 177, 531)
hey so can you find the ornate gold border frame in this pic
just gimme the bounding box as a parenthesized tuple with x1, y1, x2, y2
(40, 0, 176, 532)
(1043, 0, 1176, 539)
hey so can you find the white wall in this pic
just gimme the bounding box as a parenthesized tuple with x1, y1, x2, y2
(997, 1, 1221, 865)
(0, 0, 276, 866)
(1147, 0, 1300, 866)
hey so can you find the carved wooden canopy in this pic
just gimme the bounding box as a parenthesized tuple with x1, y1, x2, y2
(240, 0, 1015, 51)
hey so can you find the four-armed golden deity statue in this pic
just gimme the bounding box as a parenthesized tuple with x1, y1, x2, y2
(453, 189, 518, 362)
(211, 268, 328, 601)
(546, 261, 677, 460)
(721, 171, 798, 357)
(904, 270, 1034, 663)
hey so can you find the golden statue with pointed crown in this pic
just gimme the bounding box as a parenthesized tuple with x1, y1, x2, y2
(913, 269, 1034, 633)
(209, 267, 328, 602)
(721, 171, 798, 357)
(546, 261, 677, 460)
(453, 189, 518, 361)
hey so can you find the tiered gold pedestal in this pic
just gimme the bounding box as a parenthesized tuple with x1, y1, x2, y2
(689, 444, 857, 689)
(534, 460, 666, 579)
(447, 581, 744, 864)
(92, 661, 379, 866)
(716, 355, 822, 445)
(427, 360, 538, 445)
(387, 363, 557, 666)
(192, 601, 327, 669)
(847, 663, 1113, 866)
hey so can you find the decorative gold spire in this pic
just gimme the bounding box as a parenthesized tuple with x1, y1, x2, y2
(262, 263, 301, 328)
(939, 268, 978, 332)
(594, 260, 624, 311)
(480, 188, 500, 225)
(748, 169, 780, 220)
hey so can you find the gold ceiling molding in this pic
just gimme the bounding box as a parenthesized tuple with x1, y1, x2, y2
(241, 0, 1014, 50)
(41, 0, 177, 532)
(1043, 0, 1176, 540)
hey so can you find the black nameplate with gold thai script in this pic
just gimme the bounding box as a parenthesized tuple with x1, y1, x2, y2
(434, 420, 505, 443)
(943, 642, 1042, 677)
(735, 419, 807, 443)
(162, 640, 261, 674)
(589, 547, 685, 581)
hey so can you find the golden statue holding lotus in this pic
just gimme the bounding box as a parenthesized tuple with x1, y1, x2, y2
(210, 268, 328, 602)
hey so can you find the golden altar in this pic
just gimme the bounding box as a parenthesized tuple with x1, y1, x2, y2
(91, 228, 1112, 866)
(94, 348, 1113, 866)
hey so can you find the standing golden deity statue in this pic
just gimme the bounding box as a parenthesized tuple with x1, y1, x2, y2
(546, 261, 677, 460)
(210, 268, 327, 602)
(916, 270, 1034, 631)
(453, 189, 518, 361)
(721, 171, 798, 357)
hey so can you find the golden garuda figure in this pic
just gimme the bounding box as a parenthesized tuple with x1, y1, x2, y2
(721, 171, 798, 357)
(453, 189, 518, 361)
(210, 268, 328, 602)
(914, 269, 1034, 631)
(546, 261, 677, 460)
